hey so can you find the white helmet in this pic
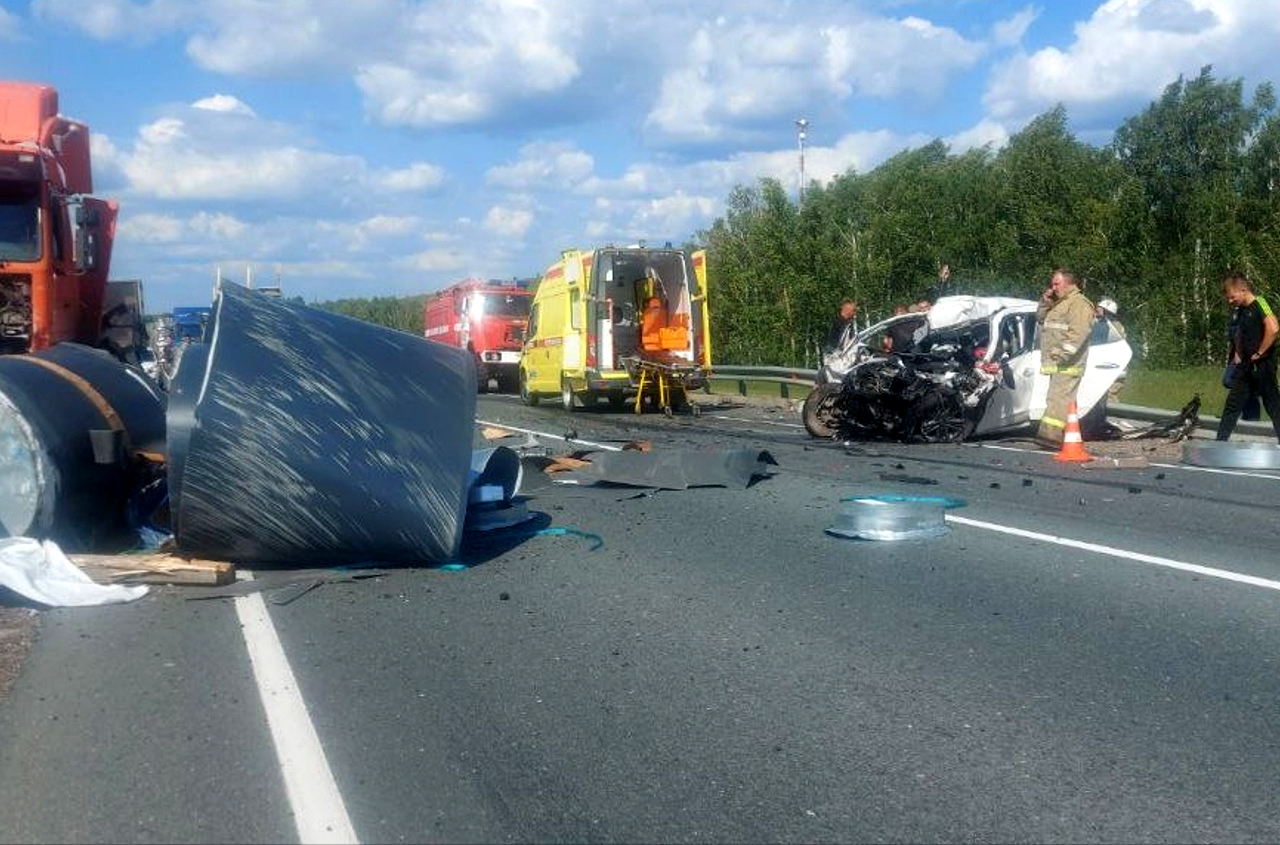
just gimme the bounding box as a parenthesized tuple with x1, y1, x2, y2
(1097, 297, 1118, 316)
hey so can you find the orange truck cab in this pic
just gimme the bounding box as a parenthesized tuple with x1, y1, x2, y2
(424, 277, 534, 392)
(0, 82, 117, 355)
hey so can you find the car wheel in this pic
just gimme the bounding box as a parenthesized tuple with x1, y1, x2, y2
(519, 369, 539, 406)
(802, 384, 843, 438)
(911, 390, 973, 443)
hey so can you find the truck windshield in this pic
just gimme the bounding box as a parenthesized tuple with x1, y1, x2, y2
(0, 192, 40, 262)
(477, 293, 531, 318)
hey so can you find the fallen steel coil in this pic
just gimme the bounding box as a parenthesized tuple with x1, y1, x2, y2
(0, 343, 165, 549)
(166, 283, 478, 565)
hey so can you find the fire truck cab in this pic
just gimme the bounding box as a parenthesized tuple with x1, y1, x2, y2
(424, 278, 533, 392)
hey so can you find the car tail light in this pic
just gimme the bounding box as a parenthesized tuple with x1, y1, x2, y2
(587, 332, 597, 369)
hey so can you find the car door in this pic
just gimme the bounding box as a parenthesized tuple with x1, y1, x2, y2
(976, 307, 1041, 433)
(1027, 323, 1132, 420)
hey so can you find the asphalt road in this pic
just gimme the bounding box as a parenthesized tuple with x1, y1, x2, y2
(2, 393, 1280, 843)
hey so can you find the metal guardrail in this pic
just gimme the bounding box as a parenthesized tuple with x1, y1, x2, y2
(706, 364, 1276, 439)
(706, 365, 818, 400)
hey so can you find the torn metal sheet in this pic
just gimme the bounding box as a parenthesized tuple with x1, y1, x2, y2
(553, 448, 777, 490)
(1183, 440, 1280, 470)
(0, 343, 166, 549)
(167, 283, 478, 566)
(826, 494, 966, 541)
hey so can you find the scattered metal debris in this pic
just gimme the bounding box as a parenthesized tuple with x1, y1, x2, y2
(877, 472, 939, 485)
(1116, 395, 1201, 442)
(548, 448, 777, 490)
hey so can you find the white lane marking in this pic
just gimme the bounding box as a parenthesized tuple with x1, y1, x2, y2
(705, 414, 804, 429)
(474, 419, 622, 451)
(947, 514, 1280, 593)
(235, 578, 359, 845)
(1148, 461, 1280, 480)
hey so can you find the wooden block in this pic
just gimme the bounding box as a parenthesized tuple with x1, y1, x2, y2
(68, 553, 236, 586)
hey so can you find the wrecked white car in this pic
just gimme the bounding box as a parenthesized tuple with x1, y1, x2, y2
(802, 295, 1132, 443)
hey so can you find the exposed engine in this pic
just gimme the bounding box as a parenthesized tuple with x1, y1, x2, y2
(0, 271, 32, 353)
(803, 321, 1003, 443)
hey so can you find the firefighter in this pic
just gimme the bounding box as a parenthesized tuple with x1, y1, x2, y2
(1036, 269, 1094, 448)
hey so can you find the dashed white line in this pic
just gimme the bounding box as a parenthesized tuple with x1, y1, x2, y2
(235, 578, 359, 844)
(948, 514, 1280, 593)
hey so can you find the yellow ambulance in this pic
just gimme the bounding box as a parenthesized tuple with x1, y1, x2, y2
(520, 245, 711, 410)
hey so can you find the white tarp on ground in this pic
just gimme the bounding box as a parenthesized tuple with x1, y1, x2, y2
(0, 537, 148, 607)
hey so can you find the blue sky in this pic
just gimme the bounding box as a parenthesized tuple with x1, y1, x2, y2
(1, 0, 1276, 313)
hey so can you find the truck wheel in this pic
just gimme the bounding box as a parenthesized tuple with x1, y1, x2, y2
(519, 370, 539, 406)
(802, 384, 843, 438)
(561, 378, 582, 412)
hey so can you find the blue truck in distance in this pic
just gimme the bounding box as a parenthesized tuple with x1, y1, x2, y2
(171, 306, 211, 344)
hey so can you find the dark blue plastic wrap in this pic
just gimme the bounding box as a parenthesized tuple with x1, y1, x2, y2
(166, 283, 477, 565)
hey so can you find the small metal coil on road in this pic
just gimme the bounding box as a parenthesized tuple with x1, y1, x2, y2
(1183, 440, 1280, 470)
(826, 494, 966, 541)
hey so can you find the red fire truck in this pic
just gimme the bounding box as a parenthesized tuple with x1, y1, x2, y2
(424, 278, 534, 392)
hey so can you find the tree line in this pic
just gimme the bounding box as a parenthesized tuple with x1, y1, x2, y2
(702, 66, 1280, 371)
(318, 66, 1278, 372)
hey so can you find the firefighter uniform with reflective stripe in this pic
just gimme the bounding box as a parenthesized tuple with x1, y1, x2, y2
(1036, 286, 1094, 443)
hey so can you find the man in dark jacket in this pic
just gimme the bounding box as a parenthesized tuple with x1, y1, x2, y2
(1217, 272, 1280, 442)
(825, 299, 857, 351)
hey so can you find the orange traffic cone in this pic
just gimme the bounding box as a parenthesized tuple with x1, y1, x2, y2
(1054, 400, 1092, 463)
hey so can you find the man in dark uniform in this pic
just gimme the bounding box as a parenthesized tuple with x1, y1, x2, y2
(1217, 272, 1280, 442)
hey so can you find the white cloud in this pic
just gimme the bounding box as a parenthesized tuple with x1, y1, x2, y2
(645, 9, 986, 143)
(983, 0, 1280, 128)
(360, 215, 419, 237)
(484, 206, 534, 238)
(409, 248, 469, 272)
(375, 163, 446, 193)
(32, 0, 186, 42)
(192, 94, 255, 117)
(486, 141, 594, 189)
(0, 6, 23, 40)
(117, 212, 186, 244)
(116, 210, 246, 244)
(947, 120, 1011, 155)
(124, 117, 359, 200)
(992, 6, 1038, 47)
(626, 193, 719, 240)
(113, 100, 366, 202)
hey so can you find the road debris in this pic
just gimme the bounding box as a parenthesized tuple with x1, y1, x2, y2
(827, 494, 966, 541)
(0, 538, 149, 607)
(544, 448, 777, 490)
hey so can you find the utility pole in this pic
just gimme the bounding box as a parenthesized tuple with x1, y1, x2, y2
(795, 118, 809, 206)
